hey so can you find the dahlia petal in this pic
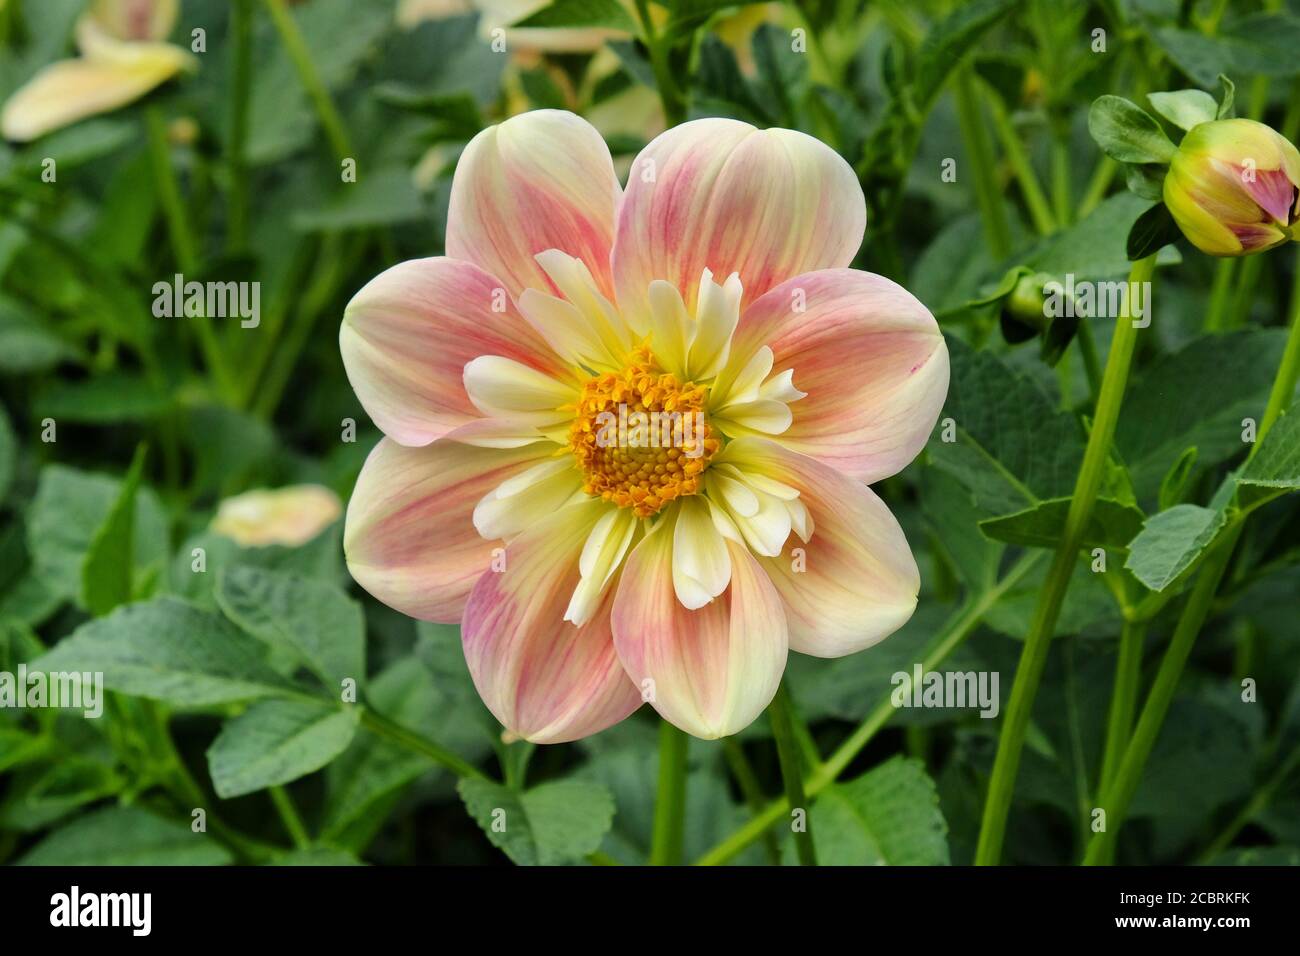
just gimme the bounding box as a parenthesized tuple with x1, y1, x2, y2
(1, 44, 190, 142)
(730, 269, 948, 483)
(687, 269, 742, 379)
(535, 250, 633, 358)
(472, 458, 583, 540)
(719, 438, 920, 657)
(612, 118, 866, 322)
(462, 499, 642, 743)
(447, 110, 621, 300)
(612, 520, 787, 739)
(1239, 166, 1298, 226)
(341, 257, 563, 446)
(463, 355, 577, 425)
(566, 506, 638, 625)
(671, 497, 732, 609)
(344, 437, 556, 623)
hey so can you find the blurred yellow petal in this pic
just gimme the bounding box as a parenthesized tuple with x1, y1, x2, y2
(2, 42, 190, 142)
(212, 485, 341, 549)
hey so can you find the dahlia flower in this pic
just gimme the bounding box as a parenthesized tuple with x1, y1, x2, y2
(1164, 118, 1300, 257)
(1, 0, 192, 143)
(341, 110, 949, 741)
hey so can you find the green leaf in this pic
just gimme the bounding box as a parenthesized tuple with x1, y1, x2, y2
(17, 805, 232, 866)
(979, 497, 1146, 552)
(1115, 329, 1285, 500)
(911, 0, 1018, 109)
(27, 464, 169, 607)
(38, 373, 173, 424)
(515, 0, 637, 32)
(0, 401, 14, 505)
(1088, 95, 1177, 164)
(1238, 411, 1300, 491)
(322, 653, 491, 846)
(0, 296, 78, 373)
(809, 757, 950, 865)
(1124, 504, 1227, 592)
(32, 597, 298, 706)
(1023, 193, 1174, 280)
(1153, 16, 1300, 87)
(458, 778, 615, 866)
(293, 167, 426, 231)
(207, 698, 359, 798)
(215, 566, 364, 691)
(1126, 201, 1180, 260)
(927, 336, 1085, 517)
(1147, 89, 1218, 131)
(1158, 446, 1199, 511)
(80, 445, 146, 617)
(1124, 162, 1167, 201)
(267, 847, 365, 865)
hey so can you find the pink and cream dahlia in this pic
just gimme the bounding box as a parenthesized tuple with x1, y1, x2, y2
(340, 110, 949, 742)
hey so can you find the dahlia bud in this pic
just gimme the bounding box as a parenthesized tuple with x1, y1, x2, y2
(1163, 118, 1300, 257)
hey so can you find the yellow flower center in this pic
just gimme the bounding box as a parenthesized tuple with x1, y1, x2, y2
(569, 346, 720, 517)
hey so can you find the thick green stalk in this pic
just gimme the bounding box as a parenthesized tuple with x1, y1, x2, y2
(650, 721, 689, 865)
(769, 681, 816, 866)
(954, 67, 1012, 259)
(1098, 618, 1145, 794)
(270, 786, 310, 849)
(263, 0, 352, 161)
(695, 550, 1044, 866)
(722, 740, 782, 865)
(975, 254, 1156, 865)
(1050, 136, 1073, 227)
(986, 90, 1056, 235)
(1083, 250, 1300, 863)
(359, 707, 486, 780)
(1205, 259, 1239, 332)
(632, 0, 685, 127)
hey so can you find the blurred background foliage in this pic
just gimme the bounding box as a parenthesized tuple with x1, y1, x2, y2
(0, 0, 1298, 866)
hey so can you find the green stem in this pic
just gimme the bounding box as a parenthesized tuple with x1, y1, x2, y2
(1076, 321, 1102, 401)
(1077, 156, 1117, 219)
(145, 106, 237, 404)
(263, 0, 352, 161)
(986, 87, 1056, 236)
(1083, 251, 1300, 864)
(1197, 747, 1300, 863)
(226, 0, 253, 254)
(1205, 259, 1238, 332)
(953, 67, 1012, 260)
(722, 739, 782, 865)
(975, 254, 1156, 865)
(649, 721, 688, 865)
(1098, 618, 1145, 796)
(769, 681, 816, 866)
(269, 786, 310, 849)
(694, 550, 1044, 866)
(359, 707, 486, 780)
(632, 0, 685, 127)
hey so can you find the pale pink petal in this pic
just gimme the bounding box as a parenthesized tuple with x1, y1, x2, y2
(611, 516, 787, 739)
(1239, 166, 1298, 225)
(611, 118, 865, 324)
(462, 499, 642, 743)
(729, 269, 948, 484)
(447, 110, 621, 300)
(344, 437, 557, 623)
(340, 257, 565, 447)
(718, 438, 920, 658)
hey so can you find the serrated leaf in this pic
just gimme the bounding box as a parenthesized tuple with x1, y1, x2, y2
(208, 698, 359, 798)
(809, 757, 950, 865)
(31, 597, 298, 706)
(17, 805, 232, 866)
(215, 566, 364, 691)
(1124, 504, 1227, 592)
(1237, 411, 1300, 490)
(27, 464, 169, 607)
(928, 336, 1085, 517)
(458, 778, 615, 866)
(979, 497, 1146, 552)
